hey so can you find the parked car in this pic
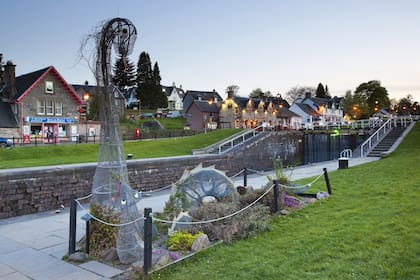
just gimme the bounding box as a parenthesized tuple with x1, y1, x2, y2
(0, 137, 13, 147)
(139, 112, 154, 119)
(166, 111, 180, 118)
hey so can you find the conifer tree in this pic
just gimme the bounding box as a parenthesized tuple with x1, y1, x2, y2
(152, 62, 167, 109)
(136, 52, 167, 109)
(136, 52, 153, 109)
(315, 83, 326, 98)
(112, 54, 136, 92)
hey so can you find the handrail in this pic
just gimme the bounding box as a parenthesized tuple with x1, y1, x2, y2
(218, 125, 265, 154)
(360, 119, 392, 157)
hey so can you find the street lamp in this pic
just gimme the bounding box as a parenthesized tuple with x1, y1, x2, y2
(83, 92, 90, 142)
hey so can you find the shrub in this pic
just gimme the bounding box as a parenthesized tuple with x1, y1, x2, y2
(167, 231, 203, 251)
(189, 202, 271, 244)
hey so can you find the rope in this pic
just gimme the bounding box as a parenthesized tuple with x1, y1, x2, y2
(247, 168, 265, 174)
(74, 199, 145, 227)
(75, 193, 92, 201)
(71, 169, 324, 227)
(152, 184, 275, 225)
(141, 184, 172, 193)
(230, 169, 244, 178)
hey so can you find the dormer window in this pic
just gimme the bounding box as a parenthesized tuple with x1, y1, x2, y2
(45, 81, 54, 94)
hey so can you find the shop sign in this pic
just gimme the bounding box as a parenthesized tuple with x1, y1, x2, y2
(26, 116, 75, 124)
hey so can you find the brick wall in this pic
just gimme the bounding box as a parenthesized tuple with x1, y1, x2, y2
(0, 131, 303, 219)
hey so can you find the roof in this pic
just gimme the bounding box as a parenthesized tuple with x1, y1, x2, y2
(0, 101, 18, 128)
(295, 103, 321, 116)
(183, 90, 223, 102)
(276, 106, 300, 118)
(189, 100, 220, 113)
(232, 96, 249, 108)
(14, 66, 83, 105)
(162, 85, 184, 97)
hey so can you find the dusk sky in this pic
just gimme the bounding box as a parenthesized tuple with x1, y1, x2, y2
(2, 0, 419, 101)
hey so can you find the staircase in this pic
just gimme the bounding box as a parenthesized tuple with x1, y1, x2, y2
(367, 125, 407, 157)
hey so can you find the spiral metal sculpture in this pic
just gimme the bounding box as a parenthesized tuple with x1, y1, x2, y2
(90, 18, 143, 264)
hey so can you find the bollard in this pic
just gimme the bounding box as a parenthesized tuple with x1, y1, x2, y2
(243, 168, 247, 187)
(68, 194, 77, 255)
(273, 180, 280, 213)
(144, 208, 153, 276)
(81, 213, 92, 255)
(323, 168, 332, 195)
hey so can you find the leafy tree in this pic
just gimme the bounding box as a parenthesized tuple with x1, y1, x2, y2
(249, 88, 272, 98)
(354, 80, 390, 115)
(341, 90, 369, 119)
(112, 54, 136, 92)
(396, 95, 414, 116)
(226, 85, 240, 96)
(87, 94, 99, 121)
(284, 86, 315, 103)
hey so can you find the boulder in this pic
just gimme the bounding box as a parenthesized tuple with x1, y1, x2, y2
(191, 234, 210, 252)
(202, 196, 216, 204)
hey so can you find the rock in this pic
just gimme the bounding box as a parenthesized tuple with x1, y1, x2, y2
(236, 186, 247, 195)
(68, 252, 87, 262)
(201, 196, 216, 204)
(191, 234, 210, 252)
(131, 261, 144, 274)
(151, 248, 172, 267)
(169, 212, 192, 234)
(280, 209, 290, 215)
(316, 191, 330, 200)
(100, 247, 119, 262)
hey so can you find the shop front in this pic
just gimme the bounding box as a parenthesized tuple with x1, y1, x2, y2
(24, 116, 76, 144)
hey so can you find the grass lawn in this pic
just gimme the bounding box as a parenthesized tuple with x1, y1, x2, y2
(0, 129, 240, 169)
(150, 123, 420, 280)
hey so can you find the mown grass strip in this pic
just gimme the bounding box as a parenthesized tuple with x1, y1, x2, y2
(0, 129, 240, 169)
(150, 123, 420, 280)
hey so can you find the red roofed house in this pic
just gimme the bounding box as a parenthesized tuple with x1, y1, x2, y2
(0, 61, 84, 143)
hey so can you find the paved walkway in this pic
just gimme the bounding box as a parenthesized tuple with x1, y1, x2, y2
(0, 157, 379, 279)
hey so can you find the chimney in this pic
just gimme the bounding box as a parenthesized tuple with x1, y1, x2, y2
(4, 61, 17, 100)
(305, 91, 311, 99)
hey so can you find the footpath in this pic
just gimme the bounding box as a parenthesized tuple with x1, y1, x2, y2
(0, 157, 379, 280)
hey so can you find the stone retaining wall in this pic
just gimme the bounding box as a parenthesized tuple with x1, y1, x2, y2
(0, 131, 303, 219)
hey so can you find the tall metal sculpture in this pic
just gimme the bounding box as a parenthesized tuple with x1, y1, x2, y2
(90, 18, 143, 264)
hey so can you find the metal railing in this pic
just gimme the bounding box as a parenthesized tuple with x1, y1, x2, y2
(218, 125, 266, 154)
(359, 119, 392, 157)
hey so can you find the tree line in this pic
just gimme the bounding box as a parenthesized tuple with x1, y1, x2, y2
(112, 51, 167, 110)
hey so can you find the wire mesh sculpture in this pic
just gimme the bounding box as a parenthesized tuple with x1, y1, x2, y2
(89, 18, 143, 264)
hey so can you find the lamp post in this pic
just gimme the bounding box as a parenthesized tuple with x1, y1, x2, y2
(83, 92, 90, 142)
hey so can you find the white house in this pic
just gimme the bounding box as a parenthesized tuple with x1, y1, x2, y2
(290, 93, 344, 129)
(163, 82, 184, 111)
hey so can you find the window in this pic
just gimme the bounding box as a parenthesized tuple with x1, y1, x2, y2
(37, 100, 45, 115)
(55, 101, 63, 116)
(46, 100, 54, 115)
(45, 81, 54, 94)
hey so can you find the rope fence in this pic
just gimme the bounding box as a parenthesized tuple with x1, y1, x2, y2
(68, 168, 332, 276)
(71, 168, 326, 228)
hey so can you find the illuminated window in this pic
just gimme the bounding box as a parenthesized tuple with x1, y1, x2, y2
(37, 100, 45, 115)
(45, 81, 54, 94)
(46, 100, 54, 115)
(55, 101, 63, 116)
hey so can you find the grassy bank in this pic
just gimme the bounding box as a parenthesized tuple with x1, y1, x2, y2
(151, 123, 420, 280)
(0, 129, 239, 169)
